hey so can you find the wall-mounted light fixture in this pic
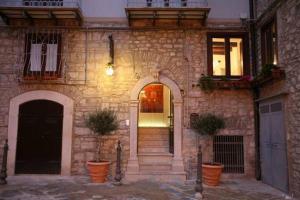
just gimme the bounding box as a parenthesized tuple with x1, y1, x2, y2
(106, 34, 114, 76)
(106, 62, 114, 76)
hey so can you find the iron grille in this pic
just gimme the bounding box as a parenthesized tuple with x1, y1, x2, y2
(213, 135, 244, 173)
(127, 0, 208, 8)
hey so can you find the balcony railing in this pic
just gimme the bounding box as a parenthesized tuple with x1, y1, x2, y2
(0, 0, 81, 8)
(127, 0, 208, 8)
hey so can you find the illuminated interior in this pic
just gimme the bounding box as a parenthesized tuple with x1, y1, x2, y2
(213, 38, 244, 76)
(230, 38, 243, 76)
(213, 38, 226, 76)
(138, 84, 172, 127)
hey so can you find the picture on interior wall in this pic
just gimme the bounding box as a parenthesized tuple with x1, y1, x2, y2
(140, 84, 164, 113)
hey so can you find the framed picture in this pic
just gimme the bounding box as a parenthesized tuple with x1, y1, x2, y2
(140, 84, 163, 113)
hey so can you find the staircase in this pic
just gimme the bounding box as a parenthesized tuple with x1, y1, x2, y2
(125, 127, 186, 182)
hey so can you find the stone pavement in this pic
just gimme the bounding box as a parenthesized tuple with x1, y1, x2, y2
(0, 176, 297, 200)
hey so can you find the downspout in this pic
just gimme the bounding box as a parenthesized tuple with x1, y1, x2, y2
(85, 28, 88, 84)
(249, 0, 261, 180)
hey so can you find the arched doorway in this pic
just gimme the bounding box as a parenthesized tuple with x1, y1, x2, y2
(8, 90, 74, 176)
(126, 75, 185, 182)
(138, 83, 174, 154)
(15, 100, 63, 174)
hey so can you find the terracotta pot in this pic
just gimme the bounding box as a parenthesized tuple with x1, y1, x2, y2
(202, 163, 224, 186)
(87, 161, 110, 183)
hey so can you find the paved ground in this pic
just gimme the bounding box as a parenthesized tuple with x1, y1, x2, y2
(0, 176, 297, 200)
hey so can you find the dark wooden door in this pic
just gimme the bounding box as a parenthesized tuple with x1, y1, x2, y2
(15, 100, 63, 174)
(259, 100, 288, 193)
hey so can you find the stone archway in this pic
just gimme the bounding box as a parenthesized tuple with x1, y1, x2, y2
(126, 75, 185, 180)
(7, 90, 74, 176)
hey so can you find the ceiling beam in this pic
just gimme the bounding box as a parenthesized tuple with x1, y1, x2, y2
(23, 10, 33, 25)
(49, 11, 58, 25)
(0, 11, 9, 25)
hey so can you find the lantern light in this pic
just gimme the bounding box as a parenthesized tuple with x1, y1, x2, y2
(106, 62, 114, 76)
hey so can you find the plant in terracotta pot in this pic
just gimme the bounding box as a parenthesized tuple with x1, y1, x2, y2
(191, 113, 225, 186)
(85, 108, 118, 183)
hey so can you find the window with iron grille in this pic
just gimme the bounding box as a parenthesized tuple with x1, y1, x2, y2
(213, 135, 244, 173)
(24, 32, 62, 80)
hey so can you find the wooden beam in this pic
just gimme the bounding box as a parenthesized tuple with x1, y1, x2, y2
(0, 11, 9, 25)
(177, 11, 183, 27)
(23, 10, 33, 25)
(49, 11, 58, 25)
(202, 12, 207, 26)
(75, 11, 82, 26)
(152, 11, 157, 27)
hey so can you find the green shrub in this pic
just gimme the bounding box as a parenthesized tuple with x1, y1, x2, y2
(259, 64, 278, 77)
(198, 75, 215, 91)
(191, 113, 225, 136)
(85, 109, 118, 162)
(86, 109, 118, 135)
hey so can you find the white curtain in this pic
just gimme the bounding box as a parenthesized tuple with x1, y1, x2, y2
(46, 44, 58, 72)
(30, 44, 42, 71)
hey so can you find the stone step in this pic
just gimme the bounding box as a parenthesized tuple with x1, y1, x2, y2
(138, 134, 169, 140)
(125, 171, 187, 182)
(138, 128, 170, 135)
(138, 140, 169, 146)
(139, 163, 172, 171)
(139, 146, 169, 153)
(138, 153, 173, 164)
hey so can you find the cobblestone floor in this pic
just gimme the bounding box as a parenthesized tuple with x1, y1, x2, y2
(0, 176, 297, 200)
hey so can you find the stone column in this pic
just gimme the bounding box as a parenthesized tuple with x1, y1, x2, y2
(126, 100, 139, 172)
(172, 100, 185, 172)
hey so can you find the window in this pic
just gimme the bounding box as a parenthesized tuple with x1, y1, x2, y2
(207, 33, 249, 77)
(24, 33, 62, 79)
(261, 19, 277, 66)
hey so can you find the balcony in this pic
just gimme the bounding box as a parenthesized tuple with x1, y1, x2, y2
(0, 0, 82, 27)
(126, 0, 210, 28)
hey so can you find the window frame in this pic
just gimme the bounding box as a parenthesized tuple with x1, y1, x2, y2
(24, 33, 62, 79)
(207, 32, 250, 78)
(261, 18, 278, 66)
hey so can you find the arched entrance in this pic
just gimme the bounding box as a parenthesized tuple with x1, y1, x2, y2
(126, 75, 185, 182)
(138, 83, 173, 154)
(15, 100, 63, 174)
(8, 90, 74, 175)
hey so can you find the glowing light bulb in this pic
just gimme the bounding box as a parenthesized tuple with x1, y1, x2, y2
(106, 63, 114, 76)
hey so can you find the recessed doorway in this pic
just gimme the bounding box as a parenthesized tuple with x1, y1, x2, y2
(15, 100, 63, 174)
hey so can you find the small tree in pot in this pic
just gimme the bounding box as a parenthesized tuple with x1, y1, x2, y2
(85, 108, 118, 183)
(191, 113, 225, 186)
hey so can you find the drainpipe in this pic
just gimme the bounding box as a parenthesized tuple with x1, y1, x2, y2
(249, 0, 261, 180)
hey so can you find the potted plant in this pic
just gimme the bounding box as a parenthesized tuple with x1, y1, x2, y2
(198, 74, 215, 92)
(191, 113, 225, 186)
(85, 108, 118, 183)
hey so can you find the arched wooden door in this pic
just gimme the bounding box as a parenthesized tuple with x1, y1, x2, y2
(15, 100, 63, 174)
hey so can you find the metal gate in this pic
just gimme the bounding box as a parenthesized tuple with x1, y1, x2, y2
(259, 99, 288, 192)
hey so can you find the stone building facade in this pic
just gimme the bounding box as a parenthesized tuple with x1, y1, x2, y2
(0, 27, 255, 178)
(0, 0, 298, 198)
(254, 0, 300, 197)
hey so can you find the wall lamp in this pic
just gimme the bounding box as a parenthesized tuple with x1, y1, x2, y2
(106, 34, 114, 76)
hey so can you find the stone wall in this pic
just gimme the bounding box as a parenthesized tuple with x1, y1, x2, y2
(255, 0, 300, 197)
(0, 27, 255, 179)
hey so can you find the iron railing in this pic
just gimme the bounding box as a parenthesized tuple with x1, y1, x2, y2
(127, 0, 208, 8)
(0, 0, 81, 8)
(213, 135, 244, 174)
